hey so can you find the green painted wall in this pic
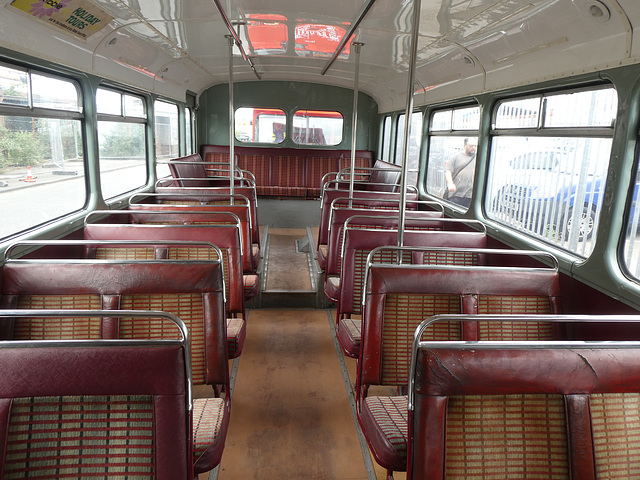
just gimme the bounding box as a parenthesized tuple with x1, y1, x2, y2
(197, 81, 378, 151)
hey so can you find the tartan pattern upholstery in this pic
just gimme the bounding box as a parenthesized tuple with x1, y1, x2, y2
(307, 157, 338, 197)
(119, 294, 207, 385)
(167, 246, 246, 355)
(193, 397, 226, 459)
(382, 294, 461, 385)
(95, 246, 156, 260)
(167, 247, 231, 310)
(202, 152, 231, 177)
(238, 154, 271, 191)
(478, 295, 553, 340)
(362, 396, 409, 463)
(337, 316, 362, 356)
(15, 295, 103, 340)
(159, 199, 201, 205)
(339, 317, 361, 343)
(273, 155, 305, 187)
(226, 317, 245, 359)
(591, 393, 640, 479)
(200, 146, 373, 197)
(4, 395, 154, 478)
(337, 157, 371, 182)
(444, 394, 569, 479)
(202, 152, 230, 164)
(423, 250, 479, 266)
(352, 249, 411, 314)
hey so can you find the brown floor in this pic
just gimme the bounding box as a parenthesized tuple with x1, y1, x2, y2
(196, 225, 406, 480)
(264, 228, 314, 292)
(215, 309, 373, 479)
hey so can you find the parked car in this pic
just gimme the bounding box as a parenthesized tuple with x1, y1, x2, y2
(491, 150, 604, 241)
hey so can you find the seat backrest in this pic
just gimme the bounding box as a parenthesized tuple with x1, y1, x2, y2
(360, 256, 561, 391)
(168, 153, 211, 187)
(0, 258, 228, 390)
(324, 200, 438, 277)
(154, 185, 260, 244)
(409, 329, 640, 480)
(0, 310, 192, 480)
(128, 194, 257, 272)
(317, 189, 419, 248)
(339, 226, 486, 318)
(83, 223, 245, 317)
(366, 159, 402, 192)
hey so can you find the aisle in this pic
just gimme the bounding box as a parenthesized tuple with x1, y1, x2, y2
(264, 228, 314, 292)
(215, 309, 374, 479)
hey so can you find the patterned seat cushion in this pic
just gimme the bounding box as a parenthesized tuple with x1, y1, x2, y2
(4, 394, 155, 478)
(317, 244, 328, 271)
(324, 275, 340, 303)
(360, 395, 409, 472)
(193, 397, 227, 474)
(226, 317, 246, 358)
(337, 316, 361, 358)
(243, 273, 260, 299)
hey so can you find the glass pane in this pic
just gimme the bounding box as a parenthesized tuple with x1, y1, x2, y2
(247, 14, 288, 55)
(0, 64, 28, 107)
(96, 89, 121, 115)
(426, 136, 476, 210)
(394, 114, 406, 165)
(623, 165, 640, 279)
(98, 120, 147, 199)
(235, 107, 286, 144)
(186, 107, 193, 155)
(452, 106, 480, 130)
(381, 116, 391, 163)
(485, 136, 611, 257)
(31, 74, 80, 112)
(295, 24, 350, 59)
(292, 110, 343, 146)
(394, 112, 422, 186)
(124, 94, 145, 118)
(495, 97, 541, 129)
(430, 110, 451, 132)
(0, 115, 85, 238)
(154, 100, 179, 161)
(544, 89, 617, 128)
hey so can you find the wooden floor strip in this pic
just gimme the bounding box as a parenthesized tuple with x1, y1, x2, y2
(264, 229, 314, 292)
(215, 309, 374, 479)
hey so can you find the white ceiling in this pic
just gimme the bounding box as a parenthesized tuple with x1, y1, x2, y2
(0, 0, 637, 111)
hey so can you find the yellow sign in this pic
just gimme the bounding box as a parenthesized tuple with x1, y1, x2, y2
(10, 0, 113, 39)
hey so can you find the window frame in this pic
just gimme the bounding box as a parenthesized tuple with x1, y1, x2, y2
(424, 103, 480, 208)
(485, 84, 617, 258)
(291, 109, 344, 146)
(0, 63, 86, 240)
(96, 86, 149, 200)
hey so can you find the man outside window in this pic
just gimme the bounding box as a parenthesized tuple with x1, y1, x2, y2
(444, 137, 477, 208)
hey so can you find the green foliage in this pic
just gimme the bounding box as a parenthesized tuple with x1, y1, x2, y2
(0, 128, 45, 168)
(99, 124, 145, 159)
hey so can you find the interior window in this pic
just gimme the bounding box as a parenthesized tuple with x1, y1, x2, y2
(292, 110, 343, 146)
(235, 107, 287, 144)
(425, 105, 480, 211)
(486, 87, 617, 257)
(97, 88, 148, 199)
(0, 64, 85, 239)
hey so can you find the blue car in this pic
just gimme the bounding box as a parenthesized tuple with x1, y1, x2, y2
(493, 152, 606, 241)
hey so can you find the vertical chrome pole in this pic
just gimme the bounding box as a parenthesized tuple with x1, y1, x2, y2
(397, 0, 422, 249)
(349, 42, 364, 205)
(227, 35, 236, 199)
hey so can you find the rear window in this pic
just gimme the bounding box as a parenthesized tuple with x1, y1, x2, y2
(235, 107, 287, 144)
(293, 110, 343, 146)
